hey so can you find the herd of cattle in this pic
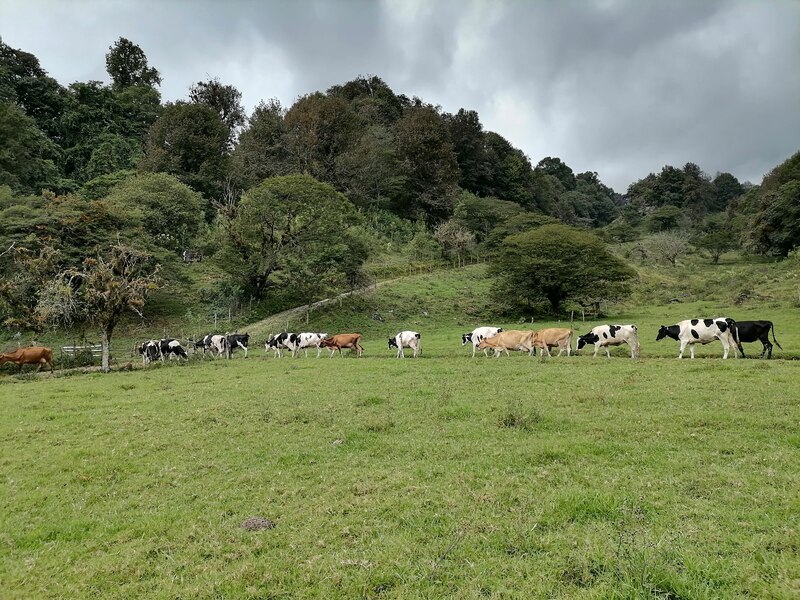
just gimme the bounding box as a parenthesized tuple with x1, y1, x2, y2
(0, 318, 784, 374)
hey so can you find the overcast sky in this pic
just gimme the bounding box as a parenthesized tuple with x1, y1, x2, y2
(2, 0, 799, 192)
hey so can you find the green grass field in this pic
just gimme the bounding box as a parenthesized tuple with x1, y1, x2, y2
(2, 259, 799, 597)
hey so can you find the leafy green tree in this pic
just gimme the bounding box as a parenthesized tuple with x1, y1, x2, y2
(105, 37, 161, 90)
(483, 212, 559, 252)
(0, 244, 62, 332)
(646, 205, 684, 231)
(483, 132, 543, 210)
(139, 103, 229, 205)
(327, 76, 404, 126)
(393, 104, 459, 222)
(490, 224, 635, 314)
(0, 102, 60, 193)
(712, 172, 744, 211)
(105, 173, 204, 252)
(536, 157, 576, 191)
(335, 125, 405, 209)
(452, 191, 523, 242)
(448, 108, 491, 194)
(646, 232, 689, 266)
(79, 169, 135, 200)
(189, 77, 246, 138)
(434, 219, 476, 267)
(220, 175, 365, 300)
(694, 231, 735, 263)
(230, 99, 290, 189)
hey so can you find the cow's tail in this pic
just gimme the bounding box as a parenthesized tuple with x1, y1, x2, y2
(770, 322, 783, 350)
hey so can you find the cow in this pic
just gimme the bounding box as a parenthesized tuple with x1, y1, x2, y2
(576, 325, 640, 359)
(476, 330, 541, 357)
(207, 334, 227, 357)
(158, 338, 188, 361)
(319, 333, 364, 358)
(194, 334, 216, 355)
(137, 340, 161, 365)
(461, 327, 504, 357)
(288, 332, 329, 358)
(656, 317, 739, 359)
(0, 346, 54, 373)
(532, 328, 574, 357)
(225, 333, 250, 359)
(265, 332, 293, 357)
(388, 331, 421, 358)
(732, 320, 782, 359)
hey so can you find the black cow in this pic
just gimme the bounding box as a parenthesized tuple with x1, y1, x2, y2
(137, 340, 161, 365)
(159, 338, 188, 361)
(733, 320, 782, 359)
(225, 333, 250, 359)
(265, 332, 293, 357)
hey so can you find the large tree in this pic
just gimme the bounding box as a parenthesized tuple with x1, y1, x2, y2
(220, 175, 366, 300)
(230, 99, 290, 189)
(0, 102, 60, 193)
(189, 77, 246, 140)
(139, 102, 229, 204)
(490, 224, 635, 314)
(105, 37, 161, 90)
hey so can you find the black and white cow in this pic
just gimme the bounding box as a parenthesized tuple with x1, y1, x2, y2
(265, 332, 293, 357)
(576, 325, 640, 359)
(461, 327, 504, 358)
(225, 333, 249, 359)
(388, 331, 421, 358)
(732, 320, 782, 359)
(159, 338, 188, 361)
(656, 317, 739, 359)
(137, 340, 161, 365)
(287, 332, 329, 358)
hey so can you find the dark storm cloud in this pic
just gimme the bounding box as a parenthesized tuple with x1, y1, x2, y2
(2, 0, 798, 191)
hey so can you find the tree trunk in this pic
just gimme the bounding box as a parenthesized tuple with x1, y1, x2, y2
(101, 327, 112, 373)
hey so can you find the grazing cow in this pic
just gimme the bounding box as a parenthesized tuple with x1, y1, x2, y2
(265, 332, 293, 357)
(388, 331, 421, 358)
(576, 325, 640, 359)
(0, 346, 54, 373)
(477, 330, 541, 357)
(289, 332, 329, 358)
(158, 338, 188, 361)
(225, 333, 250, 359)
(319, 333, 364, 358)
(461, 327, 504, 357)
(732, 320, 782, 359)
(656, 317, 739, 359)
(532, 328, 574, 357)
(194, 334, 215, 354)
(137, 340, 161, 365)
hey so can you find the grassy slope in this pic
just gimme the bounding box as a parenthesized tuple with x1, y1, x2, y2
(1, 255, 799, 597)
(1, 347, 798, 598)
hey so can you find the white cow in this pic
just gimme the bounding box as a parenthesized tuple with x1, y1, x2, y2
(461, 327, 504, 357)
(389, 331, 421, 358)
(656, 317, 739, 359)
(209, 334, 226, 357)
(290, 332, 329, 358)
(576, 324, 640, 358)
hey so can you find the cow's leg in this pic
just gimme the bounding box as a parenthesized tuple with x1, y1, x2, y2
(678, 340, 687, 358)
(592, 345, 600, 358)
(242, 345, 248, 359)
(605, 347, 611, 359)
(357, 343, 363, 357)
(764, 341, 773, 359)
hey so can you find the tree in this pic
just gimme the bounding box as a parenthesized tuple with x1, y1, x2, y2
(452, 191, 524, 242)
(230, 99, 290, 189)
(105, 173, 204, 252)
(490, 224, 635, 314)
(139, 103, 229, 205)
(536, 157, 576, 191)
(335, 125, 405, 209)
(434, 220, 476, 267)
(745, 151, 800, 256)
(695, 231, 735, 264)
(483, 212, 559, 252)
(712, 172, 743, 211)
(646, 205, 684, 232)
(647, 232, 689, 266)
(448, 108, 491, 194)
(393, 104, 459, 222)
(189, 77, 246, 139)
(105, 37, 161, 90)
(220, 175, 364, 300)
(0, 244, 62, 332)
(0, 102, 60, 193)
(50, 243, 160, 372)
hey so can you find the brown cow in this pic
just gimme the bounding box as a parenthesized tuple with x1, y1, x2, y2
(476, 330, 546, 357)
(531, 328, 573, 357)
(0, 346, 54, 373)
(319, 333, 364, 358)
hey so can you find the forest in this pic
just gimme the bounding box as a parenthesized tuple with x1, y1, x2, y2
(1, 36, 799, 343)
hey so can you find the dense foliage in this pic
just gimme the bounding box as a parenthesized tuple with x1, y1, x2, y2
(1, 34, 798, 332)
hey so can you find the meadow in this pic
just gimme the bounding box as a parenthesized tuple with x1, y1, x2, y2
(2, 260, 799, 598)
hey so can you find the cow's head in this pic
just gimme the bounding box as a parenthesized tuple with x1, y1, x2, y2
(319, 338, 335, 348)
(655, 326, 670, 341)
(476, 338, 491, 349)
(461, 333, 472, 345)
(388, 337, 398, 349)
(576, 333, 598, 350)
(497, 328, 504, 334)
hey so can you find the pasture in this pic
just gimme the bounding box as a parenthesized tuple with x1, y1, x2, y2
(2, 328, 799, 598)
